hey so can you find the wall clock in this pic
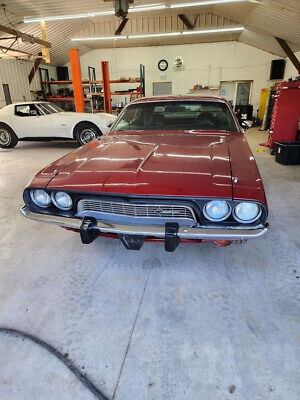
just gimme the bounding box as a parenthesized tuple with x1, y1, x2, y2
(158, 59, 168, 72)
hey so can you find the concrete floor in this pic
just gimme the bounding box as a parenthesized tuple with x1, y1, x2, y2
(0, 128, 299, 400)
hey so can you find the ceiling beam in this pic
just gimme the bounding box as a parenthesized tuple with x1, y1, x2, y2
(40, 20, 50, 63)
(0, 24, 51, 47)
(115, 18, 129, 36)
(275, 37, 300, 73)
(28, 54, 43, 84)
(0, 45, 31, 55)
(178, 14, 194, 30)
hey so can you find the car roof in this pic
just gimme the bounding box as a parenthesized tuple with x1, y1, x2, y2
(8, 101, 48, 107)
(132, 95, 228, 104)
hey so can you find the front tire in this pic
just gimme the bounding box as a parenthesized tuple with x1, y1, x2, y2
(74, 123, 101, 146)
(0, 124, 18, 148)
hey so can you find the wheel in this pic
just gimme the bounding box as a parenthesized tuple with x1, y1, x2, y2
(74, 123, 101, 146)
(0, 124, 18, 149)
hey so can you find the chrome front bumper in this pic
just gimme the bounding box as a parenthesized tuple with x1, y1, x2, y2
(20, 206, 268, 241)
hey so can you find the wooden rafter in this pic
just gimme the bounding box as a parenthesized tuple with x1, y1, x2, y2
(40, 20, 50, 63)
(178, 14, 194, 30)
(28, 53, 43, 84)
(275, 37, 300, 73)
(115, 18, 129, 36)
(0, 45, 31, 55)
(0, 24, 51, 48)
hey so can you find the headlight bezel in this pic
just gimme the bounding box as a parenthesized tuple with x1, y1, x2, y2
(51, 191, 73, 211)
(203, 200, 232, 222)
(233, 202, 262, 224)
(30, 189, 51, 208)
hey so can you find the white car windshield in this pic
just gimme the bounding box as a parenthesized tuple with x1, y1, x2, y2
(36, 103, 63, 115)
(112, 101, 239, 132)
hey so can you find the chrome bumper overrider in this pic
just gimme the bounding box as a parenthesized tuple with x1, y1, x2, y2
(20, 206, 268, 241)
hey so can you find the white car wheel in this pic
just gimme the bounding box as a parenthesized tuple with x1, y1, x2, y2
(0, 125, 18, 149)
(75, 123, 101, 146)
(0, 129, 10, 146)
(80, 128, 97, 144)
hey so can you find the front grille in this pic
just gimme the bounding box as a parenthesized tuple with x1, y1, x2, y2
(77, 199, 196, 223)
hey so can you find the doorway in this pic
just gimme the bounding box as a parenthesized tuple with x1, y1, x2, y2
(2, 84, 12, 105)
(220, 81, 252, 107)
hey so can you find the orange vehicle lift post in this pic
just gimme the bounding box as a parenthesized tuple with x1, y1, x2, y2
(101, 61, 112, 114)
(69, 49, 85, 113)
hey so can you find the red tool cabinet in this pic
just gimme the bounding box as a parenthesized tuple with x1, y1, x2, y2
(268, 81, 300, 148)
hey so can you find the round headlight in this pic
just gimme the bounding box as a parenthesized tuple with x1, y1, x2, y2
(233, 202, 261, 223)
(51, 191, 73, 210)
(30, 189, 51, 208)
(203, 200, 231, 222)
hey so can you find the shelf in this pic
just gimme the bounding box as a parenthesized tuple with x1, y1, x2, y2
(42, 80, 72, 85)
(47, 97, 90, 102)
(110, 79, 140, 83)
(189, 87, 220, 93)
(41, 58, 144, 116)
(41, 78, 140, 85)
(89, 91, 139, 96)
(111, 91, 139, 95)
(92, 109, 119, 113)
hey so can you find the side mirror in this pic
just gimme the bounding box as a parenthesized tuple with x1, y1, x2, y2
(107, 121, 113, 128)
(30, 110, 38, 116)
(241, 120, 253, 130)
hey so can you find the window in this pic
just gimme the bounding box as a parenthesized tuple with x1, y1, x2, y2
(36, 103, 63, 115)
(112, 101, 239, 132)
(15, 104, 40, 117)
(2, 84, 12, 105)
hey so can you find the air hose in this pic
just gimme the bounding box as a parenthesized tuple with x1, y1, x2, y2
(0, 327, 109, 400)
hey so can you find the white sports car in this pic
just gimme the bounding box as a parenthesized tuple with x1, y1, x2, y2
(0, 102, 116, 148)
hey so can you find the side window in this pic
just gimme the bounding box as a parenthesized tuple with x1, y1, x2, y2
(15, 104, 40, 117)
(30, 104, 41, 116)
(15, 105, 30, 117)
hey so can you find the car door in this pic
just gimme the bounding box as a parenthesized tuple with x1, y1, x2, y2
(9, 104, 54, 139)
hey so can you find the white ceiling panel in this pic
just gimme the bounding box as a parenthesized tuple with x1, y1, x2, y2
(0, 0, 299, 65)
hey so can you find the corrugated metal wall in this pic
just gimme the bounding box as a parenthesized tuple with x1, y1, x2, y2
(0, 59, 57, 108)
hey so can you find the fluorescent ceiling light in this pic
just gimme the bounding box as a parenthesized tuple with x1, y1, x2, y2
(71, 26, 244, 41)
(170, 0, 253, 8)
(24, 11, 114, 23)
(72, 36, 127, 41)
(128, 32, 181, 39)
(129, 4, 166, 12)
(24, 0, 257, 23)
(24, 3, 165, 23)
(182, 26, 245, 34)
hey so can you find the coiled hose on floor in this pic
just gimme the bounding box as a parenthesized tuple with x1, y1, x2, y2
(0, 327, 109, 400)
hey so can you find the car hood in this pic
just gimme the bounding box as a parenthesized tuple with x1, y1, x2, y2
(44, 131, 233, 198)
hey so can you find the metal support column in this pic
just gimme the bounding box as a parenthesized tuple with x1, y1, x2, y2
(140, 64, 145, 97)
(101, 61, 112, 114)
(69, 49, 85, 113)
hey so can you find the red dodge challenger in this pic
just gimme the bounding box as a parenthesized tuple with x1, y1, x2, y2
(21, 96, 268, 251)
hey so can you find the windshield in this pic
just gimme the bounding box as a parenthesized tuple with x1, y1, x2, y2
(36, 103, 63, 115)
(112, 101, 238, 132)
